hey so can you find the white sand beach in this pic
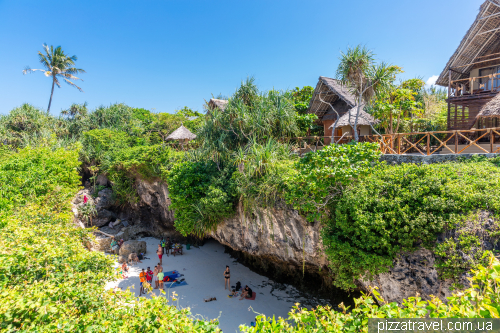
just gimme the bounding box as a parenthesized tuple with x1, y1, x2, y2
(106, 237, 318, 333)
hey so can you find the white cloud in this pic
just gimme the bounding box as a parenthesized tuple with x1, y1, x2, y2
(425, 75, 439, 87)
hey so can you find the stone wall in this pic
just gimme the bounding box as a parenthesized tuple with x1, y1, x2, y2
(381, 153, 498, 165)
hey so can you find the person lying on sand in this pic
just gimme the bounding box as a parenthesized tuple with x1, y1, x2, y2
(239, 285, 253, 300)
(204, 297, 217, 302)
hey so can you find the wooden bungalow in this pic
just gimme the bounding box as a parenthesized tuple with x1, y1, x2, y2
(307, 76, 379, 142)
(436, 0, 500, 130)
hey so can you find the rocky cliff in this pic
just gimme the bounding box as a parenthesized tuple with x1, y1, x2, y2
(74, 178, 498, 304)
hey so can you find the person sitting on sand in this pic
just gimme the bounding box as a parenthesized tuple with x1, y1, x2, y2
(118, 239, 124, 248)
(122, 262, 129, 273)
(229, 289, 238, 297)
(128, 253, 142, 264)
(239, 285, 253, 300)
(110, 238, 119, 254)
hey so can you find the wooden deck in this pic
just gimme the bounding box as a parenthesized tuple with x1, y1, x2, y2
(289, 127, 500, 156)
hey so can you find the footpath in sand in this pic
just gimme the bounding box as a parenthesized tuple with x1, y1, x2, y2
(106, 237, 321, 333)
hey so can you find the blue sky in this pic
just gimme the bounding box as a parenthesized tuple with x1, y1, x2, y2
(0, 0, 484, 115)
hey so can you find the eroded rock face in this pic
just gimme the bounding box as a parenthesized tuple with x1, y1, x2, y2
(357, 248, 461, 303)
(119, 240, 147, 257)
(211, 203, 328, 269)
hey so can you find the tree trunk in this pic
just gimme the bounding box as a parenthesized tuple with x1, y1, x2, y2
(389, 112, 393, 134)
(353, 100, 361, 142)
(47, 76, 56, 113)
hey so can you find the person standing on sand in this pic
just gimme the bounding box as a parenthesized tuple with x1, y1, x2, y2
(157, 244, 163, 265)
(224, 266, 230, 290)
(139, 269, 147, 296)
(153, 265, 159, 289)
(157, 267, 164, 290)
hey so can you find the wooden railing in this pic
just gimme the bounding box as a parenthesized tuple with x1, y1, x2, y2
(450, 73, 500, 97)
(289, 127, 500, 156)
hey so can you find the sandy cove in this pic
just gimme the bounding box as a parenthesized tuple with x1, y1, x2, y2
(105, 237, 317, 333)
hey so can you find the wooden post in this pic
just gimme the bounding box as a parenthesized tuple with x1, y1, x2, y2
(455, 131, 458, 154)
(448, 69, 451, 98)
(491, 129, 494, 153)
(427, 133, 430, 155)
(397, 134, 401, 155)
(470, 78, 473, 95)
(491, 74, 494, 91)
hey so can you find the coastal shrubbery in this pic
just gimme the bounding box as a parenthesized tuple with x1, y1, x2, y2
(0, 145, 219, 331)
(240, 256, 500, 332)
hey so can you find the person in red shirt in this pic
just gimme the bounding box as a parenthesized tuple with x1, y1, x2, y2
(146, 267, 153, 286)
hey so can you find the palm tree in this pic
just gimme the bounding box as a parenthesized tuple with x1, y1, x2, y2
(336, 45, 400, 141)
(23, 44, 85, 113)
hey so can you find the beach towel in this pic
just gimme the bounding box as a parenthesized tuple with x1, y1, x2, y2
(245, 292, 256, 300)
(165, 280, 188, 289)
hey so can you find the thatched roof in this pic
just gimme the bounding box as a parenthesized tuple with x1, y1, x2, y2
(478, 92, 500, 118)
(308, 76, 356, 119)
(436, 0, 500, 86)
(207, 98, 228, 111)
(329, 107, 379, 128)
(166, 125, 197, 141)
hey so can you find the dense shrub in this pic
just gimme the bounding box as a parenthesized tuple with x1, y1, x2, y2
(0, 146, 219, 332)
(166, 160, 236, 236)
(240, 256, 500, 332)
(285, 142, 382, 222)
(323, 160, 500, 289)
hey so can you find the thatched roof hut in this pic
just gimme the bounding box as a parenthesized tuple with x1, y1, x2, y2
(308, 76, 355, 119)
(436, 0, 500, 87)
(329, 107, 379, 129)
(477, 92, 500, 118)
(166, 125, 197, 141)
(207, 98, 228, 111)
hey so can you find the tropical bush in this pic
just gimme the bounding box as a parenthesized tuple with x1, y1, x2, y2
(0, 145, 219, 332)
(166, 160, 236, 236)
(322, 158, 500, 289)
(240, 255, 500, 332)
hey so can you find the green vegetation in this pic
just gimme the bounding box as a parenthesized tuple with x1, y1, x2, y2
(2, 70, 500, 331)
(323, 158, 500, 289)
(0, 145, 219, 331)
(240, 256, 500, 332)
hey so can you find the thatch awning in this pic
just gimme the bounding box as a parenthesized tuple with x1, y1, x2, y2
(207, 98, 228, 111)
(329, 107, 379, 128)
(307, 76, 356, 119)
(477, 92, 500, 118)
(436, 0, 500, 86)
(166, 125, 197, 141)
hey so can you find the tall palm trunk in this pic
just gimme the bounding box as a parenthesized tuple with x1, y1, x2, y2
(47, 76, 56, 113)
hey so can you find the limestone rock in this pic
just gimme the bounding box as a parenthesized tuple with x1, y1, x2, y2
(95, 188, 114, 210)
(93, 236, 113, 252)
(118, 255, 127, 263)
(96, 174, 109, 187)
(93, 209, 116, 227)
(119, 240, 147, 257)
